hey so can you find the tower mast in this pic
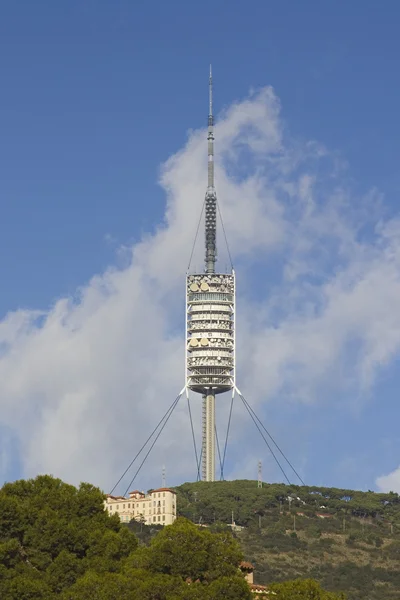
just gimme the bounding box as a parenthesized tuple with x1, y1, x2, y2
(205, 65, 217, 274)
(203, 65, 217, 481)
(186, 67, 235, 483)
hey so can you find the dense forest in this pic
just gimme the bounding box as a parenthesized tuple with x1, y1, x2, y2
(0, 475, 251, 599)
(2, 475, 399, 598)
(0, 475, 344, 599)
(174, 480, 400, 600)
(0, 475, 254, 599)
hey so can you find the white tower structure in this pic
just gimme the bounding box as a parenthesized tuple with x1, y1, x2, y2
(186, 66, 235, 482)
(110, 69, 305, 499)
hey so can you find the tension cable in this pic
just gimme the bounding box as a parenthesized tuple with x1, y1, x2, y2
(110, 389, 184, 495)
(216, 200, 233, 270)
(220, 392, 235, 480)
(236, 390, 291, 485)
(187, 199, 206, 272)
(238, 390, 306, 486)
(215, 424, 223, 480)
(123, 392, 183, 496)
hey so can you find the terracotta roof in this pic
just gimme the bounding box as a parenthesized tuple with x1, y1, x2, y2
(107, 488, 176, 500)
(240, 561, 254, 571)
(151, 488, 177, 494)
(250, 584, 269, 590)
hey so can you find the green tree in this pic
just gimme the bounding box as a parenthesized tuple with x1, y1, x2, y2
(143, 517, 244, 583)
(0, 475, 137, 597)
(60, 571, 135, 600)
(2, 574, 52, 600)
(207, 575, 252, 599)
(46, 550, 83, 592)
(1, 477, 254, 599)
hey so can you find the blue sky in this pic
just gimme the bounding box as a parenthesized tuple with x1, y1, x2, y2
(2, 0, 400, 494)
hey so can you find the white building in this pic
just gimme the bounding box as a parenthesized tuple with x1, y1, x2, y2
(104, 487, 177, 526)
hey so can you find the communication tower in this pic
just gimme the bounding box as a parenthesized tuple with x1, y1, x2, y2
(110, 68, 306, 498)
(186, 66, 235, 482)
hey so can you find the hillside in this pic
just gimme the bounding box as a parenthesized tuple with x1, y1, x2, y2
(174, 480, 400, 600)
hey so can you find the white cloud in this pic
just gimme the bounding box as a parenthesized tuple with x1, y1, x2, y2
(376, 466, 400, 493)
(1, 86, 400, 492)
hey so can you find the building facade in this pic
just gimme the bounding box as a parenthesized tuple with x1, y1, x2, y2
(105, 487, 176, 526)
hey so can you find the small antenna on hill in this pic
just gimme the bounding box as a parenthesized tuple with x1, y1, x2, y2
(258, 460, 262, 488)
(162, 465, 166, 488)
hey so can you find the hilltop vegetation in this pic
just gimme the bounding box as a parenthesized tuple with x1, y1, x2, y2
(175, 480, 400, 600)
(0, 475, 253, 599)
(0, 475, 346, 599)
(2, 475, 394, 598)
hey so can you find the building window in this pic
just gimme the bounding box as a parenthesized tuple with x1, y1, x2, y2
(117, 505, 119, 510)
(153, 517, 156, 522)
(123, 504, 125, 509)
(162, 515, 165, 521)
(163, 492, 165, 497)
(128, 503, 130, 508)
(109, 506, 112, 510)
(163, 500, 165, 506)
(158, 493, 160, 498)
(158, 516, 161, 522)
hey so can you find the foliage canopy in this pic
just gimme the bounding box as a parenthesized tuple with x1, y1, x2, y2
(0, 476, 251, 599)
(174, 480, 400, 599)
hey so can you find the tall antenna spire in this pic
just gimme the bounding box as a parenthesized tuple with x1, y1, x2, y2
(205, 64, 217, 273)
(208, 64, 214, 188)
